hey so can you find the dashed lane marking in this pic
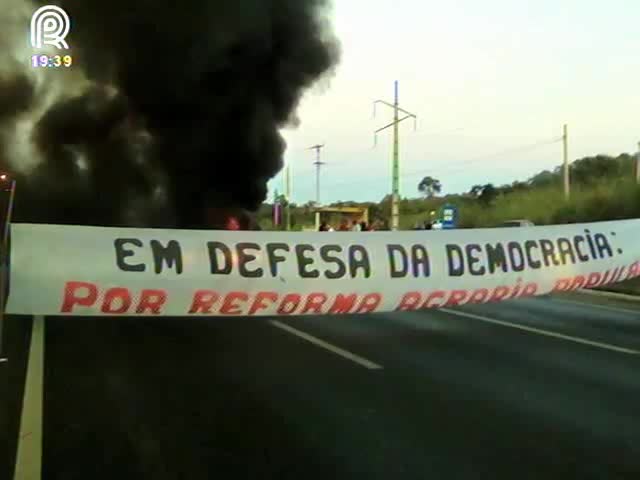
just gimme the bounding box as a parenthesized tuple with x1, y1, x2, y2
(269, 320, 383, 370)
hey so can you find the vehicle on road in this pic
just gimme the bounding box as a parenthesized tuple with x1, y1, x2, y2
(499, 219, 535, 228)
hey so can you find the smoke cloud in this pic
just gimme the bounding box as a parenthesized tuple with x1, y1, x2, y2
(0, 0, 340, 227)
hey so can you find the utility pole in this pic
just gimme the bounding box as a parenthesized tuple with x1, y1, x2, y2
(0, 176, 16, 362)
(563, 124, 570, 200)
(636, 141, 640, 184)
(308, 144, 325, 206)
(373, 81, 417, 231)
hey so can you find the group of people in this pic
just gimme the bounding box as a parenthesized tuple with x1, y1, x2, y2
(319, 219, 377, 232)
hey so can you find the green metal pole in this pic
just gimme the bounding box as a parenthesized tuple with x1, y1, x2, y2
(391, 81, 400, 231)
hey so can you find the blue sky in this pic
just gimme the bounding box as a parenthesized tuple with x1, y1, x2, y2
(269, 0, 640, 205)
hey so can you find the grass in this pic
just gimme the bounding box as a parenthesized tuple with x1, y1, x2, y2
(597, 277, 640, 296)
(457, 179, 640, 228)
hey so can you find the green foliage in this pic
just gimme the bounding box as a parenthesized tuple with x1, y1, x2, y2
(418, 176, 442, 198)
(256, 152, 640, 230)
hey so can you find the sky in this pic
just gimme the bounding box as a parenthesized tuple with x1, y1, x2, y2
(269, 0, 640, 205)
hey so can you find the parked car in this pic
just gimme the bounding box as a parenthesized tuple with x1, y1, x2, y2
(499, 219, 535, 228)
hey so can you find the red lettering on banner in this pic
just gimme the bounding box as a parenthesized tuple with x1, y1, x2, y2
(301, 293, 328, 314)
(444, 290, 468, 307)
(468, 288, 490, 304)
(356, 293, 382, 313)
(189, 290, 220, 314)
(61, 281, 98, 312)
(278, 294, 301, 315)
(489, 286, 510, 302)
(626, 262, 640, 280)
(585, 272, 602, 289)
(61, 282, 168, 314)
(135, 290, 167, 314)
(570, 275, 586, 290)
(396, 292, 421, 311)
(553, 278, 571, 292)
(521, 283, 538, 297)
(101, 288, 132, 314)
(422, 291, 446, 309)
(249, 292, 278, 315)
(328, 294, 358, 314)
(220, 292, 248, 315)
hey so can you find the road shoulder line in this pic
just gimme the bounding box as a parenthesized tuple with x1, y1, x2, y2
(577, 288, 640, 303)
(14, 315, 44, 480)
(441, 308, 639, 355)
(554, 297, 640, 316)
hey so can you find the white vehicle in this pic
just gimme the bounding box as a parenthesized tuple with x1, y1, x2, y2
(499, 219, 535, 228)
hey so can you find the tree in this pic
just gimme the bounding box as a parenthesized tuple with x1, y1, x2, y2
(469, 185, 484, 198)
(478, 183, 498, 206)
(274, 193, 288, 206)
(418, 176, 442, 198)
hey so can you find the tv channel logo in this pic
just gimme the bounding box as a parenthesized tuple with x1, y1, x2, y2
(31, 5, 71, 50)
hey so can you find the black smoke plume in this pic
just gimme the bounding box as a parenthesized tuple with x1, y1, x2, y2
(2, 0, 340, 227)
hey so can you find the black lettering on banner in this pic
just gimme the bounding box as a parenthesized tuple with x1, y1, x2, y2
(594, 234, 613, 258)
(573, 236, 589, 262)
(150, 240, 183, 274)
(507, 242, 525, 272)
(465, 244, 486, 276)
(524, 240, 541, 269)
(486, 243, 508, 273)
(585, 230, 597, 258)
(266, 243, 289, 277)
(387, 245, 408, 278)
(539, 239, 559, 266)
(114, 238, 145, 272)
(237, 243, 263, 278)
(556, 238, 576, 265)
(320, 245, 346, 279)
(296, 244, 319, 278)
(207, 241, 232, 275)
(410, 245, 430, 277)
(446, 244, 465, 277)
(349, 245, 371, 278)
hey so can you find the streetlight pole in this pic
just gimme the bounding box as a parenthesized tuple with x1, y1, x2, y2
(373, 81, 417, 230)
(0, 176, 16, 362)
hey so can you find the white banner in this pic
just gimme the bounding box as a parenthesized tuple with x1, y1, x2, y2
(5, 220, 640, 316)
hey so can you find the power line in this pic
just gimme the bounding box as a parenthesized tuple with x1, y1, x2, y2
(321, 136, 562, 190)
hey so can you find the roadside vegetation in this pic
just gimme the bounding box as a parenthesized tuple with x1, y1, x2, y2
(259, 152, 640, 294)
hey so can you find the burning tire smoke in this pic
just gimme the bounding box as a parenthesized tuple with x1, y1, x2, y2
(0, 0, 340, 227)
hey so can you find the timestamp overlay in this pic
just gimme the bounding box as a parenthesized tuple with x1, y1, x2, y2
(29, 5, 74, 68)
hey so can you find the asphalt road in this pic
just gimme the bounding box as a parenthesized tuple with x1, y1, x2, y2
(2, 293, 640, 479)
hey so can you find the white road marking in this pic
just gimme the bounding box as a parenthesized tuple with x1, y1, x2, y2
(14, 315, 45, 480)
(554, 298, 640, 316)
(440, 308, 639, 355)
(269, 320, 383, 370)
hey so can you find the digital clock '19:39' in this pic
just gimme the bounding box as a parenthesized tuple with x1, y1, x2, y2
(31, 54, 73, 68)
